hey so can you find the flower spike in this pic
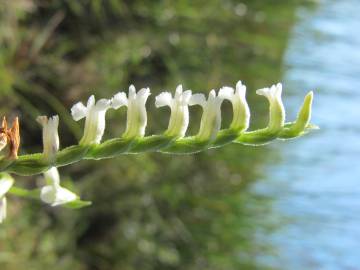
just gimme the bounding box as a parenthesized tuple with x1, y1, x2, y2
(219, 81, 250, 132)
(113, 85, 151, 139)
(0, 173, 14, 223)
(155, 85, 193, 137)
(189, 90, 225, 141)
(71, 95, 117, 145)
(40, 167, 77, 206)
(37, 115, 59, 162)
(256, 83, 285, 132)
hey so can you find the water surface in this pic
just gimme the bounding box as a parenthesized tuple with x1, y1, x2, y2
(256, 1, 360, 268)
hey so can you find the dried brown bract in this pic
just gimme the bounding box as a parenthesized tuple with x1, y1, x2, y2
(0, 117, 20, 159)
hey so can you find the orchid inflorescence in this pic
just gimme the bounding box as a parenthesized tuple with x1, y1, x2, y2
(0, 81, 316, 223)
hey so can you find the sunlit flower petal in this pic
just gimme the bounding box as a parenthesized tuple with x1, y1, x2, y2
(190, 90, 225, 141)
(256, 83, 285, 131)
(117, 85, 151, 138)
(71, 95, 114, 145)
(219, 81, 250, 132)
(155, 85, 193, 137)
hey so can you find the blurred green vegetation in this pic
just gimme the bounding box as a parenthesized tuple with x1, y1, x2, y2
(0, 0, 312, 269)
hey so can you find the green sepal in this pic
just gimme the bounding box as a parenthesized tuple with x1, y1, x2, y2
(161, 137, 210, 154)
(7, 153, 50, 176)
(86, 138, 132, 159)
(129, 135, 174, 153)
(212, 129, 239, 148)
(56, 145, 90, 167)
(63, 199, 92, 209)
(235, 128, 280, 146)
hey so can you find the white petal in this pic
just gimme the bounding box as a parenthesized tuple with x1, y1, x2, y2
(49, 115, 59, 128)
(175, 84, 183, 98)
(256, 87, 271, 98)
(86, 95, 96, 108)
(71, 102, 88, 121)
(0, 176, 14, 198)
(0, 197, 7, 223)
(181, 90, 192, 104)
(189, 93, 206, 106)
(36, 115, 48, 127)
(218, 86, 234, 100)
(43, 167, 60, 186)
(95, 98, 112, 110)
(129, 85, 136, 98)
(155, 92, 172, 108)
(235, 81, 246, 97)
(137, 87, 151, 102)
(275, 83, 282, 97)
(40, 185, 77, 206)
(208, 90, 217, 100)
(112, 92, 128, 109)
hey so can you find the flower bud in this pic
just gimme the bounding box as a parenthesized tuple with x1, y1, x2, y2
(155, 85, 192, 137)
(37, 115, 59, 162)
(189, 90, 225, 141)
(112, 85, 151, 138)
(219, 81, 250, 132)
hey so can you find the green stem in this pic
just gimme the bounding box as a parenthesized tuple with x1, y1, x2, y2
(1, 121, 317, 176)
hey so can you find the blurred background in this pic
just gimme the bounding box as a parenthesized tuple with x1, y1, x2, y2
(1, 0, 359, 269)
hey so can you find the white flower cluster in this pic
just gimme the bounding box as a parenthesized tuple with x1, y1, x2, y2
(0, 81, 310, 223)
(67, 81, 282, 143)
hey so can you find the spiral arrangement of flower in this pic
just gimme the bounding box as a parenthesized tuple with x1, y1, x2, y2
(0, 81, 316, 223)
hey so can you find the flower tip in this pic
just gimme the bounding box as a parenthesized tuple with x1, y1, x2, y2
(307, 91, 314, 99)
(175, 84, 183, 94)
(236, 81, 246, 94)
(209, 89, 217, 98)
(129, 84, 136, 95)
(87, 95, 95, 107)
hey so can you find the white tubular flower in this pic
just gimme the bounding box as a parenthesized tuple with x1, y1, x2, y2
(71, 95, 116, 145)
(256, 83, 285, 131)
(0, 173, 14, 223)
(36, 115, 59, 162)
(155, 85, 193, 137)
(112, 85, 151, 138)
(189, 90, 225, 141)
(219, 81, 250, 132)
(40, 167, 77, 207)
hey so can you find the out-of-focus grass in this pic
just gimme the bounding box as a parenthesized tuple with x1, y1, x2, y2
(0, 1, 310, 269)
